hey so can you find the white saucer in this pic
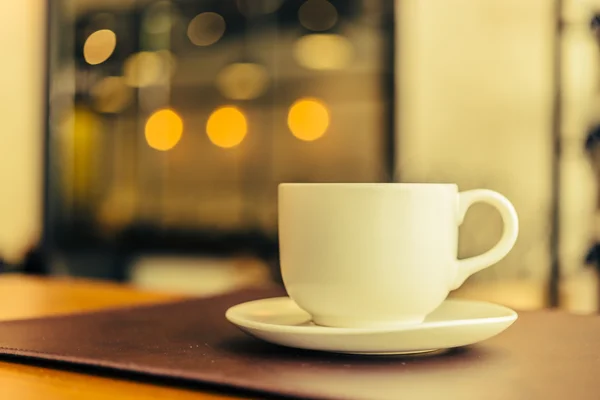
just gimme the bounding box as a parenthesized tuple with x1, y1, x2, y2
(225, 297, 517, 355)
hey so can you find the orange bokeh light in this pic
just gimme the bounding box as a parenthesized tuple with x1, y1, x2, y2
(144, 108, 183, 151)
(287, 98, 330, 141)
(206, 106, 248, 148)
(83, 29, 117, 65)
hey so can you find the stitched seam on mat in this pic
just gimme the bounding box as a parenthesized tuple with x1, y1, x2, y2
(0, 346, 147, 370)
(0, 346, 86, 356)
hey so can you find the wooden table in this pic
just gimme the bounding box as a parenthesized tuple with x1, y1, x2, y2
(0, 273, 597, 400)
(0, 275, 238, 400)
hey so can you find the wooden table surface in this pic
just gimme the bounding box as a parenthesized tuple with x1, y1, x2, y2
(0, 274, 240, 400)
(0, 273, 596, 400)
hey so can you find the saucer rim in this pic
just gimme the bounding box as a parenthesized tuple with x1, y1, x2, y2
(225, 297, 518, 335)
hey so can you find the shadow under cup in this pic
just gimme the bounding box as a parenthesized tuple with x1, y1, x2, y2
(277, 183, 519, 329)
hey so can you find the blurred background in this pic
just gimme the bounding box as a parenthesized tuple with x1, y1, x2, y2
(2, 0, 600, 312)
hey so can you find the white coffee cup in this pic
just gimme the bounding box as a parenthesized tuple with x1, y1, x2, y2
(278, 183, 518, 329)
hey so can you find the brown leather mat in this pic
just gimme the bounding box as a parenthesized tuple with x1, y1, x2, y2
(0, 287, 598, 400)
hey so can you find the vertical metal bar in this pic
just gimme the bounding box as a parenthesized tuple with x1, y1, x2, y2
(35, 0, 54, 275)
(383, 0, 396, 182)
(549, 0, 564, 307)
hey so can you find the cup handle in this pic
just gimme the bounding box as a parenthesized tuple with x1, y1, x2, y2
(450, 189, 519, 290)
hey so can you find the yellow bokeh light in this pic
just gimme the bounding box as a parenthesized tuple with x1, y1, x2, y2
(124, 52, 164, 87)
(216, 63, 269, 100)
(287, 98, 330, 141)
(83, 29, 117, 65)
(293, 33, 352, 70)
(187, 12, 226, 46)
(91, 76, 133, 113)
(143, 1, 177, 34)
(298, 0, 338, 31)
(206, 106, 247, 148)
(59, 107, 100, 203)
(145, 108, 183, 151)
